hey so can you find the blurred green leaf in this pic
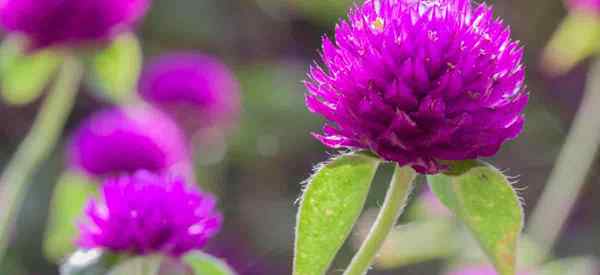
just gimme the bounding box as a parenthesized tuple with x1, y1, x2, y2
(90, 32, 142, 103)
(0, 36, 62, 105)
(294, 152, 380, 275)
(535, 257, 598, 275)
(44, 172, 98, 263)
(372, 219, 456, 269)
(542, 11, 600, 75)
(184, 251, 237, 275)
(107, 256, 163, 275)
(428, 161, 524, 275)
(289, 0, 352, 25)
(61, 250, 120, 275)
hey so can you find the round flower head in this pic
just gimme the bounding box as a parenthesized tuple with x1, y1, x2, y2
(305, 0, 528, 174)
(447, 265, 530, 275)
(78, 171, 222, 257)
(138, 53, 240, 132)
(566, 0, 600, 13)
(69, 106, 190, 178)
(0, 0, 150, 49)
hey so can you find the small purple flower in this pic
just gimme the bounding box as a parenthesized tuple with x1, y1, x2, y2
(0, 0, 150, 49)
(447, 265, 530, 275)
(305, 0, 528, 174)
(138, 53, 240, 132)
(78, 171, 222, 257)
(566, 0, 600, 13)
(68, 106, 190, 178)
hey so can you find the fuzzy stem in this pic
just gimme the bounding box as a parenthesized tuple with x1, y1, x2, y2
(343, 165, 417, 275)
(528, 58, 600, 257)
(0, 54, 82, 262)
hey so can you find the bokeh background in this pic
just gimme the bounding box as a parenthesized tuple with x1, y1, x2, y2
(0, 0, 598, 274)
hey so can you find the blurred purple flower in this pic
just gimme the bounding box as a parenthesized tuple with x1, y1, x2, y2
(0, 0, 149, 49)
(305, 0, 528, 174)
(447, 265, 530, 275)
(566, 0, 600, 13)
(68, 106, 190, 178)
(139, 53, 240, 133)
(78, 171, 222, 257)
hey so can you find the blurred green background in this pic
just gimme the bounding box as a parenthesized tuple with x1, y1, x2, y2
(1, 0, 599, 274)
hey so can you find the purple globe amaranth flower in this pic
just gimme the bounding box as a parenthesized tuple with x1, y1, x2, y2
(566, 0, 600, 13)
(78, 171, 222, 257)
(0, 0, 150, 49)
(68, 106, 191, 178)
(138, 53, 240, 133)
(447, 265, 530, 275)
(305, 0, 528, 174)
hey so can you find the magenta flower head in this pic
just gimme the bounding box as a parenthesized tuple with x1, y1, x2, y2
(138, 53, 240, 132)
(447, 265, 530, 275)
(77, 171, 222, 257)
(0, 0, 150, 49)
(68, 106, 190, 178)
(566, 0, 600, 13)
(306, 0, 528, 174)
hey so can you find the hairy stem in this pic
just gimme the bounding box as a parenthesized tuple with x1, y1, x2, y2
(528, 58, 600, 257)
(0, 54, 82, 261)
(343, 165, 417, 275)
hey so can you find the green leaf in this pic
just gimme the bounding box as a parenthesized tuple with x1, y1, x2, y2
(369, 219, 456, 269)
(294, 152, 380, 275)
(61, 250, 120, 275)
(0, 36, 61, 105)
(535, 257, 598, 275)
(44, 172, 98, 262)
(107, 256, 163, 275)
(542, 11, 600, 75)
(90, 32, 142, 103)
(427, 161, 523, 275)
(184, 251, 237, 275)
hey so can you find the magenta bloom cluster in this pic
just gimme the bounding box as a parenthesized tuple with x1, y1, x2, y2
(566, 0, 600, 13)
(139, 53, 240, 132)
(0, 0, 149, 49)
(78, 172, 222, 257)
(68, 106, 189, 178)
(306, 0, 528, 173)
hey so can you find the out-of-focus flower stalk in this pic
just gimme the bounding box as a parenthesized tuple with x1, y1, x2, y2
(343, 165, 416, 275)
(528, 58, 600, 257)
(0, 54, 83, 261)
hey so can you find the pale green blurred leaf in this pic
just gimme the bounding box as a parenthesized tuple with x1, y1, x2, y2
(107, 256, 163, 275)
(542, 11, 600, 75)
(61, 250, 119, 275)
(44, 172, 98, 262)
(91, 32, 142, 103)
(294, 152, 380, 275)
(0, 36, 61, 105)
(184, 251, 237, 275)
(534, 257, 598, 275)
(428, 161, 524, 275)
(372, 219, 456, 269)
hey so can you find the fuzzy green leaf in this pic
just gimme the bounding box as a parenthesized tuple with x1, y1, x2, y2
(0, 36, 61, 105)
(184, 251, 237, 275)
(294, 152, 380, 275)
(44, 172, 98, 262)
(428, 161, 523, 275)
(90, 33, 142, 103)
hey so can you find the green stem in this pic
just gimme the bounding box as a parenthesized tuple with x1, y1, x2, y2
(343, 165, 417, 275)
(528, 58, 600, 257)
(0, 54, 82, 261)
